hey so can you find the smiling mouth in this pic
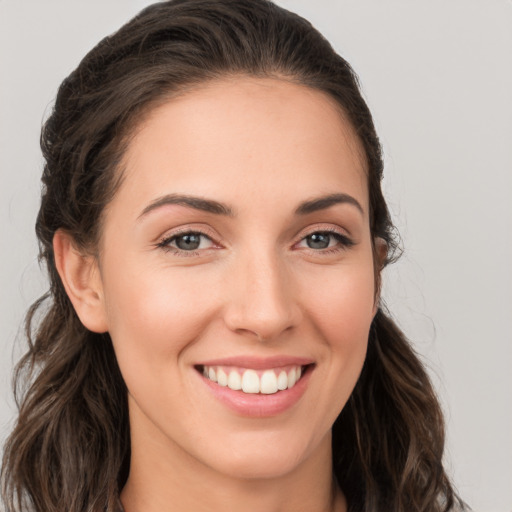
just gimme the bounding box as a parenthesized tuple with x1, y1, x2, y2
(196, 364, 311, 395)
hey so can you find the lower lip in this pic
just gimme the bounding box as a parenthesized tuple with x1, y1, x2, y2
(198, 366, 313, 418)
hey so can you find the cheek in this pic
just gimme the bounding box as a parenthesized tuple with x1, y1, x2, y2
(101, 262, 219, 377)
(303, 262, 376, 342)
(302, 261, 375, 401)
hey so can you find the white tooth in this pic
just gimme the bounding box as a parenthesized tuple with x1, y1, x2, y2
(296, 366, 302, 380)
(227, 370, 242, 391)
(260, 370, 278, 394)
(287, 368, 297, 388)
(208, 367, 217, 383)
(217, 368, 228, 386)
(242, 369, 260, 393)
(203, 366, 208, 377)
(277, 371, 288, 390)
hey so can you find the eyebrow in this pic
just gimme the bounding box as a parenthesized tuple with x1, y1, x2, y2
(295, 193, 364, 216)
(138, 192, 363, 220)
(138, 194, 234, 219)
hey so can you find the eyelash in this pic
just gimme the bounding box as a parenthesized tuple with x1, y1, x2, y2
(299, 229, 355, 255)
(156, 227, 354, 257)
(156, 229, 217, 257)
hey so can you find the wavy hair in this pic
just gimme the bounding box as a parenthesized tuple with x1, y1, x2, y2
(1, 1, 464, 511)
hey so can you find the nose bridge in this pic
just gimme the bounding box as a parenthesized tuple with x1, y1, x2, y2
(224, 242, 301, 340)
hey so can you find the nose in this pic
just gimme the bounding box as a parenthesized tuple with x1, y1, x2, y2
(223, 248, 303, 342)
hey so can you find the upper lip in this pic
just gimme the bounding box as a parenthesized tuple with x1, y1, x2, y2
(195, 355, 315, 370)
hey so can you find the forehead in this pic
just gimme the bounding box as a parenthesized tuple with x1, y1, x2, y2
(113, 76, 368, 219)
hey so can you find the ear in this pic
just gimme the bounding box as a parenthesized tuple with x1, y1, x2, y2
(53, 229, 108, 333)
(372, 237, 388, 316)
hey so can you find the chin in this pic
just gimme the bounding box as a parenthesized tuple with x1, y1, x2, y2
(198, 429, 327, 481)
(212, 451, 305, 481)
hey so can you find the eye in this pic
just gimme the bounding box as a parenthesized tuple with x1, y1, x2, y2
(158, 231, 214, 253)
(297, 230, 353, 251)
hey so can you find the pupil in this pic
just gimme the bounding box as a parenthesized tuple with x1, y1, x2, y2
(176, 234, 201, 250)
(307, 233, 330, 249)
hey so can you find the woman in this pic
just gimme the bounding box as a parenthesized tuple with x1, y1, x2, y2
(1, 1, 465, 511)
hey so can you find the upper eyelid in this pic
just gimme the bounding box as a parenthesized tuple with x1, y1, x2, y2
(293, 224, 352, 242)
(157, 224, 219, 244)
(294, 231, 353, 250)
(165, 232, 213, 244)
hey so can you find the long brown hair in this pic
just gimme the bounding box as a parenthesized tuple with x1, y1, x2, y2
(1, 1, 464, 511)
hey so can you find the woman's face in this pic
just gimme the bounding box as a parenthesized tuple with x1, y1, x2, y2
(95, 76, 378, 480)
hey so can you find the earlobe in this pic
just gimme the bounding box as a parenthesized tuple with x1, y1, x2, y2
(53, 229, 108, 333)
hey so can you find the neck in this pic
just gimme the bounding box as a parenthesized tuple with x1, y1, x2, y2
(120, 407, 347, 512)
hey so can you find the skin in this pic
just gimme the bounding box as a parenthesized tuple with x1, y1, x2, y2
(54, 76, 384, 512)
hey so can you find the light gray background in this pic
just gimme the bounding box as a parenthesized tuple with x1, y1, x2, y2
(1, 1, 511, 511)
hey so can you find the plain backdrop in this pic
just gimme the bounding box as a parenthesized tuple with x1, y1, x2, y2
(1, 1, 511, 511)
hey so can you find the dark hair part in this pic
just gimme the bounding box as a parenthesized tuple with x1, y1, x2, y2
(2, 1, 464, 511)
